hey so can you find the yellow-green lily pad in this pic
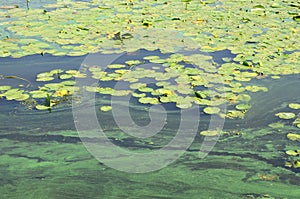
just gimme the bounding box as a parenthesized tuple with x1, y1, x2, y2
(287, 133, 300, 141)
(200, 130, 220, 137)
(275, 112, 296, 119)
(203, 107, 220, 115)
(100, 106, 112, 112)
(288, 103, 300, 110)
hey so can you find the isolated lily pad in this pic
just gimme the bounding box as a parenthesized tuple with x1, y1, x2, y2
(100, 106, 112, 112)
(288, 103, 300, 110)
(275, 112, 296, 119)
(36, 105, 51, 110)
(200, 130, 220, 137)
(203, 107, 220, 115)
(235, 103, 251, 111)
(287, 133, 300, 141)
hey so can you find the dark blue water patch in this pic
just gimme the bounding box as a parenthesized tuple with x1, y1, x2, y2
(0, 54, 85, 84)
(208, 49, 236, 65)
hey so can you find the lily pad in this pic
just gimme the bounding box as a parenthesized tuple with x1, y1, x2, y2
(275, 112, 296, 119)
(288, 103, 300, 110)
(287, 133, 300, 141)
(203, 107, 220, 115)
(200, 130, 220, 137)
(100, 106, 112, 112)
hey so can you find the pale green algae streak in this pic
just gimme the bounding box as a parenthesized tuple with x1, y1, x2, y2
(1, 125, 300, 198)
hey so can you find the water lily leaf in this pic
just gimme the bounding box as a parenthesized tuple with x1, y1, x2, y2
(29, 90, 49, 99)
(0, 85, 11, 91)
(59, 74, 73, 79)
(288, 103, 300, 109)
(138, 86, 153, 93)
(200, 130, 220, 137)
(1, 88, 29, 101)
(36, 76, 55, 82)
(36, 105, 51, 110)
(139, 97, 159, 104)
(132, 92, 146, 98)
(287, 133, 300, 141)
(53, 90, 70, 97)
(286, 150, 300, 156)
(226, 110, 245, 119)
(203, 107, 220, 115)
(235, 103, 251, 110)
(275, 112, 296, 119)
(100, 106, 112, 112)
(125, 60, 141, 66)
(108, 64, 126, 69)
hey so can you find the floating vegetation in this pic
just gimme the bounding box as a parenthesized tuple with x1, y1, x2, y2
(1, 0, 298, 117)
(288, 103, 300, 110)
(100, 105, 112, 112)
(203, 107, 220, 115)
(199, 130, 220, 137)
(275, 112, 296, 120)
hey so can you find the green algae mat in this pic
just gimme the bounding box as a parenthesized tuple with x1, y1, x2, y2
(0, 0, 300, 198)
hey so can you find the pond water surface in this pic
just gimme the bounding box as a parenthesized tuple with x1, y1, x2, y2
(1, 0, 300, 198)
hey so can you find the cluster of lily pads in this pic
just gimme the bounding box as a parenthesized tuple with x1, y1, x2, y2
(0, 69, 84, 111)
(1, 50, 269, 120)
(271, 103, 300, 169)
(0, 1, 298, 117)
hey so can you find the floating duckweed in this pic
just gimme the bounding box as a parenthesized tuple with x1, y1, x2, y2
(203, 107, 220, 115)
(288, 103, 300, 110)
(275, 112, 296, 119)
(100, 106, 112, 112)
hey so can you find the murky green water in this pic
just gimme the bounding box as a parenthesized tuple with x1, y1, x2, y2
(1, 53, 300, 198)
(1, 0, 300, 198)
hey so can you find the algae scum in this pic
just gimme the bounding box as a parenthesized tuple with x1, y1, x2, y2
(1, 0, 300, 198)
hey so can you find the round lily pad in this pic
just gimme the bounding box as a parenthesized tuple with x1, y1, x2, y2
(288, 103, 300, 110)
(275, 112, 296, 119)
(203, 107, 220, 115)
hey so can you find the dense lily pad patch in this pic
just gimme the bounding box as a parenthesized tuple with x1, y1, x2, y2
(0, 0, 298, 118)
